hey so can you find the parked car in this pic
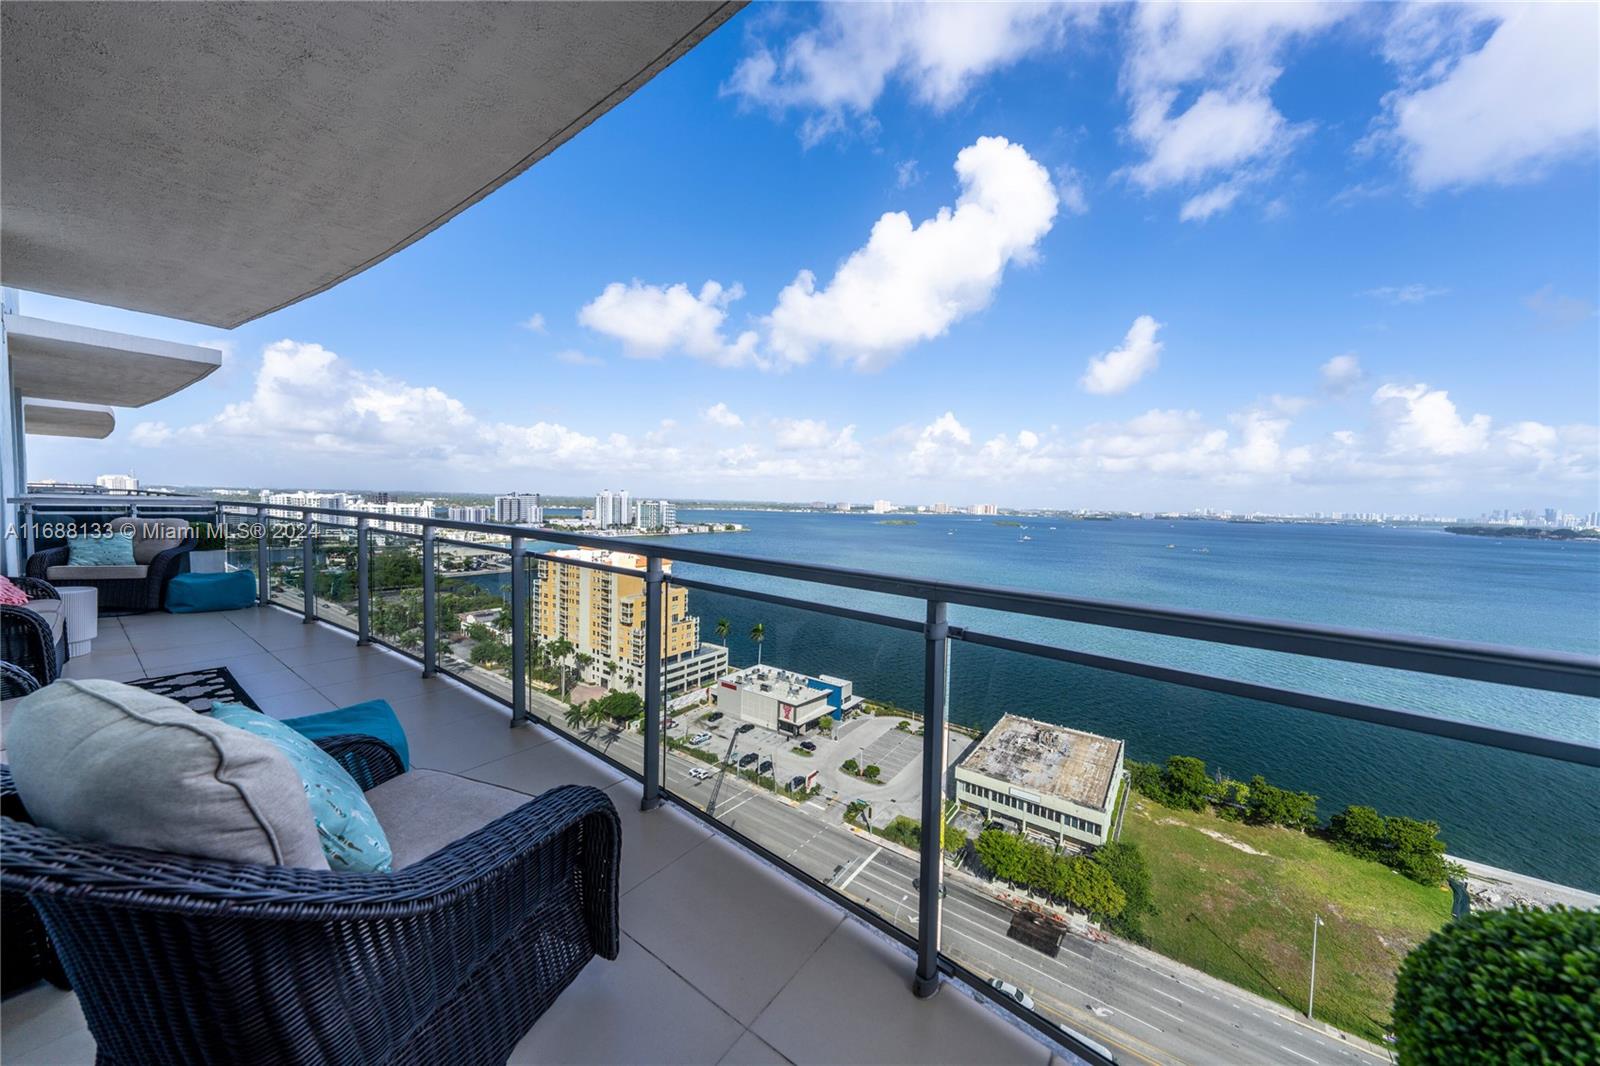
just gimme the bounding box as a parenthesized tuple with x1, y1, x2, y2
(790, 776, 809, 791)
(688, 767, 711, 782)
(689, 732, 712, 745)
(988, 979, 1034, 1011)
(663, 718, 677, 730)
(799, 740, 817, 751)
(736, 723, 755, 734)
(707, 712, 724, 722)
(758, 760, 773, 775)
(739, 752, 759, 767)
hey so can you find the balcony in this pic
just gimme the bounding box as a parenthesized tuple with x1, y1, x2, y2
(7, 500, 1593, 1065)
(2, 605, 1064, 1066)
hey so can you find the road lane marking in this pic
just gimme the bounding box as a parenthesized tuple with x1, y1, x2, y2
(834, 847, 881, 892)
(1279, 1045, 1319, 1063)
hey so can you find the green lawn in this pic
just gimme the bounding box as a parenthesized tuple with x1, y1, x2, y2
(1123, 798, 1450, 1042)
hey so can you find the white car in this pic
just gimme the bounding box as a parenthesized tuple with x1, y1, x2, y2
(688, 767, 712, 781)
(688, 732, 712, 745)
(988, 978, 1035, 1012)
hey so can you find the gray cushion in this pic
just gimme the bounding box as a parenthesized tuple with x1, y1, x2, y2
(21, 599, 66, 644)
(6, 679, 328, 869)
(363, 768, 528, 869)
(109, 516, 191, 565)
(45, 564, 148, 581)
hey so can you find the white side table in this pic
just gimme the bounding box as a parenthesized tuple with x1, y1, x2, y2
(57, 586, 99, 657)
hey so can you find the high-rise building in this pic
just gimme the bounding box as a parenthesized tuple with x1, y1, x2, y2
(594, 489, 631, 528)
(635, 499, 676, 531)
(532, 549, 727, 695)
(969, 503, 998, 515)
(494, 492, 543, 526)
(870, 499, 894, 514)
(447, 505, 491, 524)
(95, 473, 138, 491)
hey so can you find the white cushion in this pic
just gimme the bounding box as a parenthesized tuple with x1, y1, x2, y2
(363, 768, 528, 868)
(20, 598, 66, 644)
(6, 679, 328, 869)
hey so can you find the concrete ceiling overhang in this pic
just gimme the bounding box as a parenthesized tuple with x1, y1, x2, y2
(4, 314, 223, 407)
(1, 1, 742, 328)
(23, 401, 116, 439)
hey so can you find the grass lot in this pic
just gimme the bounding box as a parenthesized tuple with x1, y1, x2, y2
(1123, 798, 1450, 1042)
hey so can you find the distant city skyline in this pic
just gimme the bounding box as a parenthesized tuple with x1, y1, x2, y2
(21, 3, 1598, 514)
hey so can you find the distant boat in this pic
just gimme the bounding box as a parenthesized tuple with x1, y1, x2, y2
(1166, 543, 1176, 549)
(1019, 535, 1033, 542)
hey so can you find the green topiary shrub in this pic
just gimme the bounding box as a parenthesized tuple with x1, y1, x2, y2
(1393, 905, 1599, 1065)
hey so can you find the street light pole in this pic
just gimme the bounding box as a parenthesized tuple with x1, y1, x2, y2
(1308, 913, 1324, 1020)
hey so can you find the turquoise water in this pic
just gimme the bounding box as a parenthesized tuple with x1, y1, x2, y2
(504, 512, 1599, 888)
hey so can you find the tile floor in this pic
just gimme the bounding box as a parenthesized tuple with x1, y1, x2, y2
(2, 606, 1077, 1066)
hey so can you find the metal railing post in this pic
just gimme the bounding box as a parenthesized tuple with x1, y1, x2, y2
(421, 525, 437, 677)
(641, 555, 664, 810)
(511, 534, 529, 727)
(356, 516, 371, 645)
(914, 599, 950, 998)
(301, 510, 315, 623)
(255, 506, 270, 606)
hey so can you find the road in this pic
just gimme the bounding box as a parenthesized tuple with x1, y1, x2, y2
(506, 693, 1389, 1066)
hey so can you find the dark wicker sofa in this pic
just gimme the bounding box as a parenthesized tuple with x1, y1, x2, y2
(1, 577, 66, 698)
(0, 736, 621, 1066)
(25, 516, 196, 612)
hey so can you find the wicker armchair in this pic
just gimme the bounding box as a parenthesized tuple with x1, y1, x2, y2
(2, 577, 66, 698)
(26, 518, 196, 612)
(1, 736, 621, 1066)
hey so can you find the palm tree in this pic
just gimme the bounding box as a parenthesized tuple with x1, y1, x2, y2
(574, 651, 594, 687)
(750, 622, 766, 666)
(715, 618, 730, 646)
(562, 703, 587, 734)
(548, 638, 575, 697)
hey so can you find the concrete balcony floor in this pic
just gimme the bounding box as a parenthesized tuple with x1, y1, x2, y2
(1, 605, 1074, 1066)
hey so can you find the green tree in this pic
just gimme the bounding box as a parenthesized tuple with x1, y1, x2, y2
(589, 690, 644, 727)
(1059, 857, 1126, 919)
(1092, 841, 1154, 940)
(975, 829, 1028, 884)
(1161, 756, 1211, 810)
(1244, 775, 1319, 829)
(1328, 805, 1388, 859)
(750, 621, 766, 665)
(880, 816, 921, 848)
(815, 716, 833, 734)
(715, 618, 730, 646)
(862, 764, 881, 781)
(841, 758, 859, 775)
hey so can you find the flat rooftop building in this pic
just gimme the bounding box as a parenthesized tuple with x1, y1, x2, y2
(714, 664, 863, 735)
(954, 714, 1125, 848)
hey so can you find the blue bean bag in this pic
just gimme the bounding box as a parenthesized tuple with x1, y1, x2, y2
(281, 699, 410, 771)
(165, 570, 258, 613)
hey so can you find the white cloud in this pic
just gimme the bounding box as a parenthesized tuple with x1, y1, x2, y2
(1524, 285, 1597, 328)
(895, 159, 922, 189)
(578, 280, 760, 368)
(1320, 354, 1363, 395)
(1372, 382, 1490, 456)
(768, 135, 1058, 370)
(1055, 164, 1089, 216)
(725, 3, 1086, 144)
(1080, 315, 1163, 395)
(521, 312, 547, 333)
(771, 418, 859, 453)
(1378, 3, 1599, 191)
(555, 349, 603, 367)
(1363, 284, 1448, 305)
(702, 402, 744, 429)
(1121, 3, 1347, 219)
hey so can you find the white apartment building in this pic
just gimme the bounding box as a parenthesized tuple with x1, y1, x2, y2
(594, 489, 631, 528)
(494, 492, 543, 526)
(969, 503, 999, 516)
(95, 473, 138, 491)
(447, 505, 491, 524)
(635, 498, 676, 531)
(262, 489, 349, 510)
(954, 714, 1125, 848)
(712, 665, 862, 735)
(870, 499, 894, 514)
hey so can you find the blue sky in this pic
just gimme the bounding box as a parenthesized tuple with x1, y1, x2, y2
(24, 2, 1599, 514)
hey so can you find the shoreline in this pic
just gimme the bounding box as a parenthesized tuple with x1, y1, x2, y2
(1448, 853, 1600, 911)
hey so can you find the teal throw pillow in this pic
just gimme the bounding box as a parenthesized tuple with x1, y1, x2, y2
(211, 702, 393, 873)
(66, 530, 136, 567)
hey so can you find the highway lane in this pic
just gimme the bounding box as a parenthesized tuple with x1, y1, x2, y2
(515, 697, 1388, 1065)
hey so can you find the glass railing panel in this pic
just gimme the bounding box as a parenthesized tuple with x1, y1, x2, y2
(310, 520, 359, 632)
(221, 509, 260, 582)
(263, 510, 301, 611)
(365, 531, 424, 659)
(940, 636, 1598, 1064)
(663, 575, 927, 938)
(519, 548, 645, 777)
(432, 537, 514, 704)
